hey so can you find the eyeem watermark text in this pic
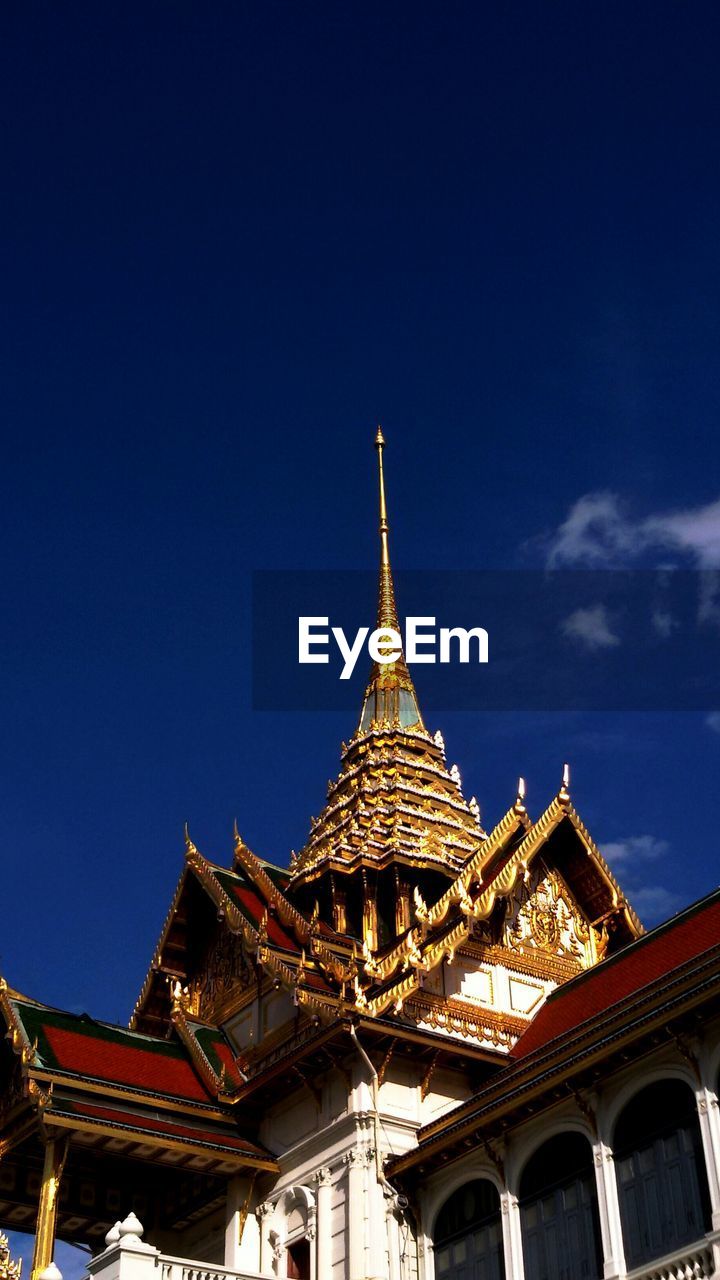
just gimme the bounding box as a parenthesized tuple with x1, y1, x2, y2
(298, 617, 489, 679)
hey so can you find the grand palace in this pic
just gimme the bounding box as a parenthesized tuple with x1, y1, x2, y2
(1, 433, 719, 1280)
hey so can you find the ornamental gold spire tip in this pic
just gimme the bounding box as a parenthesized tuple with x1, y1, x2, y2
(357, 427, 424, 734)
(515, 776, 527, 814)
(375, 425, 392, 595)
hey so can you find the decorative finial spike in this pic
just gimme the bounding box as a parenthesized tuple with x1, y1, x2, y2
(559, 762, 571, 804)
(515, 777, 526, 813)
(356, 426, 424, 733)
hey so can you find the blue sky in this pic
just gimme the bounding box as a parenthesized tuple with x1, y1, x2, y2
(2, 1, 720, 1043)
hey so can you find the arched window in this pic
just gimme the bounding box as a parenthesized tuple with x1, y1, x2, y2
(614, 1079, 711, 1269)
(433, 1179, 505, 1280)
(519, 1132, 601, 1280)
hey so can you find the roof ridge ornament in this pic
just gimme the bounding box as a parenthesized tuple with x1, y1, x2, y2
(514, 777, 527, 814)
(0, 1233, 22, 1280)
(559, 762, 571, 806)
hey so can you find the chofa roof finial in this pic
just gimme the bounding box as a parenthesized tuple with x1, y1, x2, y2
(515, 776, 526, 814)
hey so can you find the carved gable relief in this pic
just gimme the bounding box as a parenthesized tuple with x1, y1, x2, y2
(196, 924, 256, 1021)
(399, 861, 604, 1055)
(503, 862, 595, 968)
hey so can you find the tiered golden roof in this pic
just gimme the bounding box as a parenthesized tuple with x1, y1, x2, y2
(290, 728, 485, 883)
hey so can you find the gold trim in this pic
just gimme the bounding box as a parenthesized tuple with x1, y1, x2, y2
(130, 863, 189, 1030)
(456, 942, 580, 985)
(407, 991, 527, 1045)
(27, 1070, 229, 1121)
(43, 1113, 277, 1171)
(30, 1137, 68, 1280)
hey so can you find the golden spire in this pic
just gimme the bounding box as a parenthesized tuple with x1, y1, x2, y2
(375, 426, 400, 633)
(358, 429, 424, 734)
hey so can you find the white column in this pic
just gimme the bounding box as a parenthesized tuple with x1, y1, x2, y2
(314, 1167, 333, 1280)
(386, 1204, 402, 1280)
(696, 1085, 720, 1231)
(256, 1200, 275, 1277)
(366, 1148, 390, 1280)
(345, 1149, 366, 1280)
(592, 1139, 626, 1280)
(500, 1190, 525, 1280)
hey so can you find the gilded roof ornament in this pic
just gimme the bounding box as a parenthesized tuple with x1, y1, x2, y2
(515, 777, 527, 814)
(291, 431, 488, 888)
(357, 428, 424, 735)
(0, 1233, 22, 1280)
(559, 762, 571, 806)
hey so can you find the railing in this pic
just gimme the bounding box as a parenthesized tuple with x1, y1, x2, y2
(158, 1255, 264, 1280)
(625, 1238, 717, 1280)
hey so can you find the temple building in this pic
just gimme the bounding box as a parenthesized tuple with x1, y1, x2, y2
(2, 433, 720, 1280)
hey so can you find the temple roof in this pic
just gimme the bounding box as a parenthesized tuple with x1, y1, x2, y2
(290, 726, 487, 885)
(388, 886, 720, 1179)
(0, 981, 276, 1171)
(128, 433, 642, 1064)
(3, 989, 216, 1104)
(131, 830, 352, 1035)
(348, 784, 640, 1016)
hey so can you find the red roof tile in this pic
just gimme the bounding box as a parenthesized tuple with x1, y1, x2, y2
(229, 884, 299, 950)
(43, 1024, 212, 1101)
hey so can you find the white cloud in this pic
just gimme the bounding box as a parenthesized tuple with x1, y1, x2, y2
(651, 609, 678, 639)
(561, 603, 620, 650)
(706, 712, 720, 733)
(547, 493, 643, 569)
(546, 491, 720, 570)
(631, 885, 683, 921)
(645, 499, 720, 569)
(599, 834, 679, 926)
(601, 834, 670, 866)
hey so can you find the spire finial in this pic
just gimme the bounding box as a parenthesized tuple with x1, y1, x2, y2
(375, 426, 387, 524)
(374, 425, 397, 630)
(559, 762, 571, 805)
(515, 776, 526, 813)
(357, 429, 424, 734)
